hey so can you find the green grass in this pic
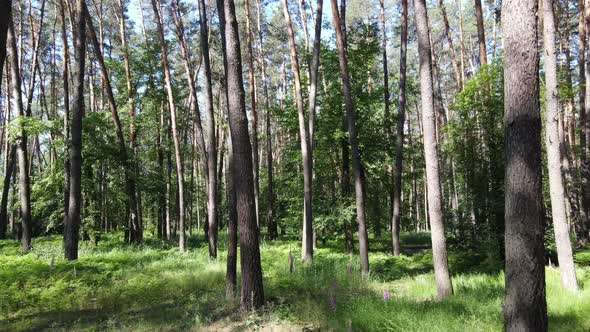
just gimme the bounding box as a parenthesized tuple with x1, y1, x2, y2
(1, 232, 589, 331)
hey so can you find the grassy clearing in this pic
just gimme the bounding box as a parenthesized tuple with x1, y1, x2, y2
(1, 233, 589, 331)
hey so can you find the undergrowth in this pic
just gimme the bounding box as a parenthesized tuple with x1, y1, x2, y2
(0, 233, 589, 331)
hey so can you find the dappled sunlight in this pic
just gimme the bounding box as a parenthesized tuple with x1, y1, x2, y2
(1, 233, 590, 330)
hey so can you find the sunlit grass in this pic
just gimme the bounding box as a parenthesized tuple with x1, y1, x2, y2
(0, 233, 589, 331)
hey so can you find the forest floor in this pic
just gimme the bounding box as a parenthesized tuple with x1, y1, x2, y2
(1, 232, 589, 331)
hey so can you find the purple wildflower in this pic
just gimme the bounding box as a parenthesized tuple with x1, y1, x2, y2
(383, 289, 390, 301)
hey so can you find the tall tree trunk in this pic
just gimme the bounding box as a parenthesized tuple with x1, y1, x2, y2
(7, 17, 32, 254)
(559, 0, 581, 236)
(85, 5, 140, 244)
(244, 0, 260, 226)
(379, 0, 394, 250)
(474, 0, 487, 66)
(0, 0, 10, 91)
(60, 0, 71, 233)
(0, 145, 15, 239)
(502, 0, 548, 329)
(281, 0, 314, 264)
(170, 0, 207, 161)
(24, 0, 46, 119)
(457, 0, 466, 83)
(340, 0, 351, 255)
(197, 0, 219, 259)
(578, 0, 589, 241)
(151, 0, 185, 252)
(219, 0, 264, 310)
(215, 1, 237, 295)
(330, 0, 369, 275)
(413, 0, 453, 298)
(438, 0, 462, 89)
(392, 0, 407, 257)
(225, 131, 238, 298)
(542, 0, 579, 291)
(117, 0, 142, 242)
(255, 0, 276, 240)
(583, 0, 590, 241)
(158, 103, 165, 239)
(64, 0, 86, 260)
(308, 0, 322, 146)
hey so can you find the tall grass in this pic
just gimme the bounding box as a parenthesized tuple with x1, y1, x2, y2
(0, 233, 589, 331)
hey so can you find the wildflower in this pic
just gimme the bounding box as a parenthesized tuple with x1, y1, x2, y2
(383, 289, 390, 301)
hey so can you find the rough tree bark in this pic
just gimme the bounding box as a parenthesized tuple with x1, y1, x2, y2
(64, 0, 86, 260)
(576, 0, 589, 241)
(392, 0, 407, 257)
(0, 0, 10, 90)
(220, 0, 264, 310)
(414, 0, 453, 298)
(542, 0, 578, 292)
(330, 0, 369, 275)
(281, 0, 314, 264)
(583, 0, 590, 241)
(502, 0, 548, 329)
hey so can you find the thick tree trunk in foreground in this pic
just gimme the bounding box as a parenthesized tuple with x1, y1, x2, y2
(0, 0, 10, 90)
(502, 0, 548, 329)
(221, 0, 264, 310)
(7, 19, 32, 254)
(330, 0, 369, 275)
(579, 0, 590, 242)
(281, 0, 314, 264)
(392, 0, 407, 257)
(151, 0, 185, 252)
(65, 0, 87, 260)
(542, 0, 578, 292)
(583, 0, 590, 241)
(198, 0, 219, 259)
(414, 0, 453, 298)
(216, 0, 237, 294)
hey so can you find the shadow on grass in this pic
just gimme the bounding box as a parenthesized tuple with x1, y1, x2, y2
(1, 294, 237, 332)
